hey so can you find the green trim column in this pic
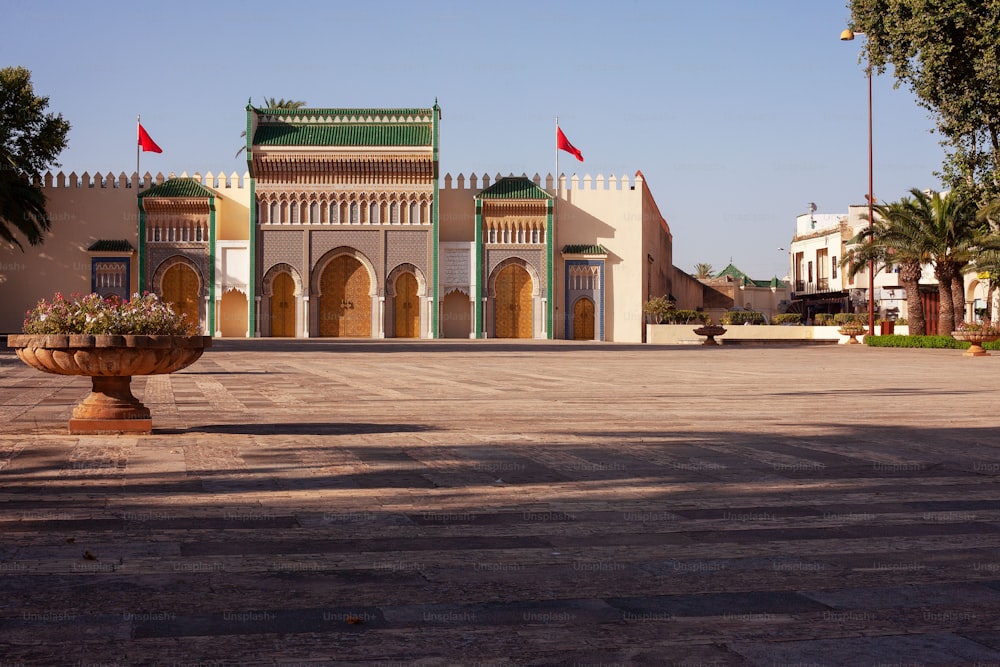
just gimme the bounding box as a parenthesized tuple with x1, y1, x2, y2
(546, 199, 554, 339)
(474, 199, 483, 338)
(137, 202, 146, 292)
(248, 179, 257, 337)
(431, 101, 441, 338)
(208, 196, 217, 336)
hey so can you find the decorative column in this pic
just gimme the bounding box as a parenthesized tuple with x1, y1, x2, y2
(426, 297, 434, 338)
(254, 296, 261, 338)
(469, 297, 476, 339)
(378, 296, 386, 338)
(302, 296, 310, 338)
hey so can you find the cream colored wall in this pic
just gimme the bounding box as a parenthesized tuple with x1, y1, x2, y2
(0, 173, 140, 332)
(557, 173, 647, 343)
(0, 171, 252, 334)
(208, 172, 252, 240)
(438, 174, 476, 242)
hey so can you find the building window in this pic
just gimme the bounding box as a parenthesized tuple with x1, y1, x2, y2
(832, 256, 838, 279)
(409, 201, 420, 225)
(329, 202, 339, 224)
(350, 202, 359, 225)
(390, 202, 399, 224)
(310, 202, 319, 224)
(369, 201, 379, 224)
(807, 261, 813, 283)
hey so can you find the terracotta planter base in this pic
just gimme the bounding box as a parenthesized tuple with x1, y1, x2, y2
(963, 344, 990, 357)
(69, 418, 152, 435)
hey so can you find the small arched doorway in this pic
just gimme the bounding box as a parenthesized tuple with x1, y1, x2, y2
(219, 288, 248, 338)
(442, 290, 471, 338)
(494, 264, 533, 338)
(573, 297, 595, 340)
(161, 262, 200, 330)
(318, 254, 371, 337)
(394, 272, 419, 338)
(270, 272, 296, 337)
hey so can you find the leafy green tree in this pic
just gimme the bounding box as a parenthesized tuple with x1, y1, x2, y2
(0, 66, 70, 249)
(848, 1, 1000, 202)
(693, 262, 714, 279)
(843, 200, 929, 335)
(236, 97, 307, 157)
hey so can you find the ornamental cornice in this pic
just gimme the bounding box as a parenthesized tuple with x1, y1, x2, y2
(140, 198, 212, 215)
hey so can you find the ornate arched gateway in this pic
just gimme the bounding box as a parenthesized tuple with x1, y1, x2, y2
(573, 297, 595, 340)
(318, 254, 372, 337)
(158, 259, 201, 330)
(494, 264, 534, 338)
(270, 272, 296, 337)
(393, 272, 419, 338)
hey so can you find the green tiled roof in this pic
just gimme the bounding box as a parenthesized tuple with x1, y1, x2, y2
(256, 107, 434, 118)
(251, 107, 436, 148)
(138, 178, 215, 199)
(477, 177, 553, 200)
(714, 263, 786, 288)
(253, 123, 432, 147)
(87, 240, 134, 252)
(562, 244, 609, 255)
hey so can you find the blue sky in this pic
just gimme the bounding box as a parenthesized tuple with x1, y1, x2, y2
(5, 0, 944, 279)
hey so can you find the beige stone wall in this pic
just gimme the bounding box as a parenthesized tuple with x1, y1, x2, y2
(0, 172, 251, 333)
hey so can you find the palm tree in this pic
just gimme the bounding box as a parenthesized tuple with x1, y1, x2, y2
(236, 97, 307, 157)
(693, 262, 714, 279)
(843, 200, 928, 335)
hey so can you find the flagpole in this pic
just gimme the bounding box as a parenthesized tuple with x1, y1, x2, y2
(136, 114, 141, 190)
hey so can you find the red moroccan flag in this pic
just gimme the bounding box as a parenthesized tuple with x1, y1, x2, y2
(557, 126, 584, 162)
(138, 123, 163, 153)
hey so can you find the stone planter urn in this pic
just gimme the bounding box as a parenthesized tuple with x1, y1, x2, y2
(693, 325, 727, 346)
(837, 326, 866, 345)
(950, 330, 1000, 357)
(8, 334, 211, 434)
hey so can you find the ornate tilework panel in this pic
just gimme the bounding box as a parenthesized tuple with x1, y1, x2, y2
(310, 230, 381, 282)
(486, 248, 546, 289)
(146, 246, 209, 292)
(386, 230, 431, 278)
(261, 229, 306, 278)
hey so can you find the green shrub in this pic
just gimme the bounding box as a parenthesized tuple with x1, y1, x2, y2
(770, 313, 801, 325)
(813, 313, 834, 325)
(833, 312, 866, 325)
(721, 310, 766, 325)
(642, 296, 674, 323)
(864, 334, 983, 349)
(663, 309, 708, 324)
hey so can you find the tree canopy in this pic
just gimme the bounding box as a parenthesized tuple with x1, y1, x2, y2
(848, 0, 1000, 202)
(0, 66, 70, 249)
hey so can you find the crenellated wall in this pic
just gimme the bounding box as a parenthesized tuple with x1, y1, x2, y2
(1, 171, 252, 333)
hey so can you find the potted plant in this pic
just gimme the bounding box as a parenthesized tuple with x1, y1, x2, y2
(834, 314, 867, 344)
(693, 318, 727, 345)
(7, 292, 211, 434)
(951, 320, 1000, 357)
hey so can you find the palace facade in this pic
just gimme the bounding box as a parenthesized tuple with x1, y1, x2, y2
(1, 103, 686, 342)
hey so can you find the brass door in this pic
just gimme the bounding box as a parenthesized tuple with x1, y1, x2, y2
(319, 255, 371, 337)
(573, 297, 595, 340)
(494, 264, 532, 338)
(161, 263, 199, 330)
(394, 272, 419, 338)
(270, 272, 295, 337)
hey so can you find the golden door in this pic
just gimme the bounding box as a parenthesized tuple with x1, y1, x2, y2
(319, 255, 371, 337)
(494, 264, 532, 338)
(394, 272, 419, 338)
(573, 297, 595, 340)
(161, 263, 200, 330)
(270, 272, 295, 337)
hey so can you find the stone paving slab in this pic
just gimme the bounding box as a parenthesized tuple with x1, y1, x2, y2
(2, 339, 1000, 665)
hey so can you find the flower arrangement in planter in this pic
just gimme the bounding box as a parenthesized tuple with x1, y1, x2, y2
(834, 313, 867, 344)
(951, 320, 1000, 357)
(693, 317, 727, 345)
(8, 292, 211, 434)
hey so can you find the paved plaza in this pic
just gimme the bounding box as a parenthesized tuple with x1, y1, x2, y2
(1, 339, 1000, 666)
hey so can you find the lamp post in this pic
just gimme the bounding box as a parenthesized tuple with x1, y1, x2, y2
(841, 28, 876, 334)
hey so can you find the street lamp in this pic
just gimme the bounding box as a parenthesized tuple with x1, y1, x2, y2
(841, 28, 876, 334)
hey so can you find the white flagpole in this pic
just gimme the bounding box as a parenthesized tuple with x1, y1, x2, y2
(136, 114, 141, 189)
